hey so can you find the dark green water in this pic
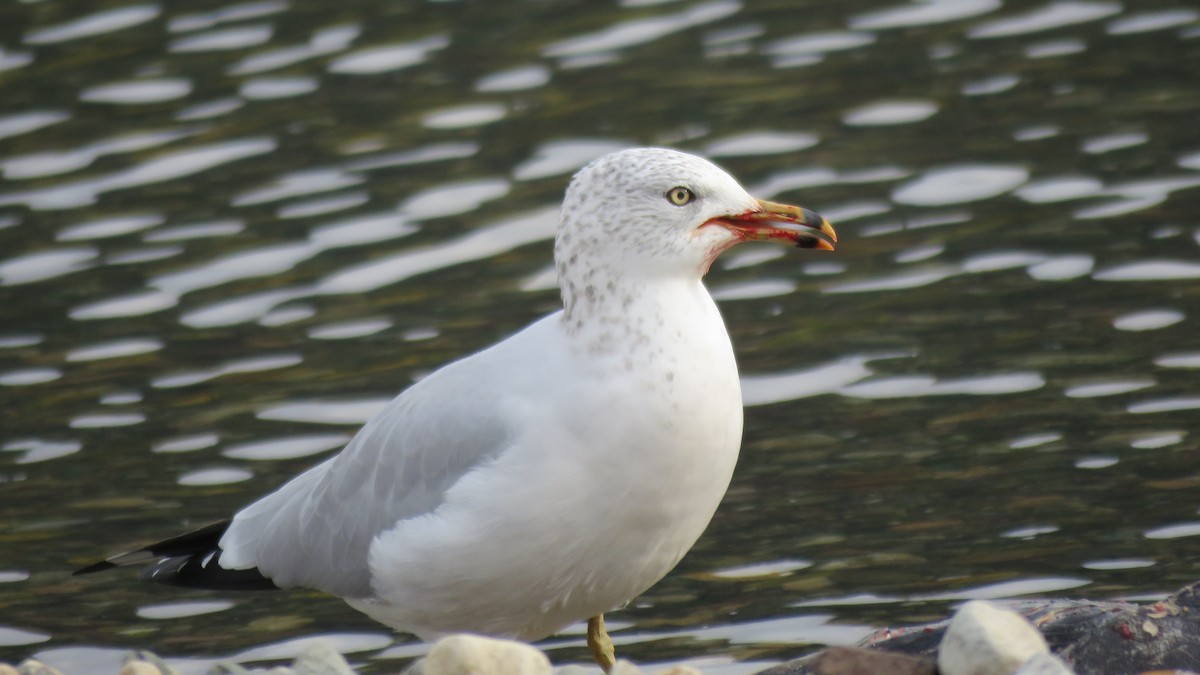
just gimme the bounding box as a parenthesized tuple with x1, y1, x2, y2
(2, 0, 1199, 672)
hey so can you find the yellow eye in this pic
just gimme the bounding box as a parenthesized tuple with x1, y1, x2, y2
(666, 186, 694, 206)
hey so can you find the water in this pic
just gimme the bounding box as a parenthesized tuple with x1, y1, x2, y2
(1, 0, 1199, 672)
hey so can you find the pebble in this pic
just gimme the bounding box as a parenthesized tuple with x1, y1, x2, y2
(1014, 653, 1075, 675)
(938, 601, 1053, 675)
(405, 634, 553, 675)
(13, 660, 62, 675)
(807, 646, 936, 675)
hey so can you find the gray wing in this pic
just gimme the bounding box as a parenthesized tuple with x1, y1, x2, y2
(217, 350, 513, 598)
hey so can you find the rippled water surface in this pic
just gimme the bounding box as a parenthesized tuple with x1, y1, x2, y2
(2, 0, 1199, 672)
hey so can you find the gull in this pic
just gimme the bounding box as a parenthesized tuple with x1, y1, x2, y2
(76, 148, 836, 671)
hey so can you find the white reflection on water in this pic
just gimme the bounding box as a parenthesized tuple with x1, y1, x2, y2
(257, 398, 390, 425)
(1009, 432, 1061, 449)
(137, 600, 236, 620)
(1112, 309, 1184, 331)
(240, 76, 319, 100)
(825, 267, 955, 294)
(57, 214, 164, 241)
(742, 354, 910, 406)
(1107, 9, 1199, 35)
(842, 100, 938, 126)
(839, 372, 1044, 399)
(1082, 558, 1155, 570)
(69, 413, 146, 428)
(66, 337, 163, 362)
(0, 366, 64, 386)
(1015, 175, 1103, 203)
(1075, 456, 1118, 469)
(1063, 379, 1155, 398)
(850, 0, 1000, 30)
(153, 433, 220, 454)
(1025, 38, 1087, 58)
(1128, 397, 1200, 414)
(24, 5, 160, 45)
(0, 138, 277, 210)
(231, 633, 393, 662)
(3, 129, 195, 180)
(222, 434, 350, 460)
(1155, 352, 1200, 368)
(228, 24, 361, 75)
(1026, 254, 1094, 281)
(542, 0, 741, 59)
(892, 164, 1029, 205)
(2, 439, 81, 464)
(0, 247, 97, 286)
(169, 1, 288, 33)
(910, 576, 1091, 601)
(969, 1, 1122, 39)
(328, 35, 449, 75)
(710, 279, 796, 301)
(80, 78, 194, 105)
(400, 179, 511, 220)
(514, 140, 633, 181)
(1130, 432, 1184, 449)
(704, 131, 819, 157)
(476, 65, 552, 93)
(0, 625, 50, 647)
(422, 103, 507, 130)
(177, 467, 253, 486)
(152, 354, 303, 389)
(961, 74, 1020, 95)
(764, 31, 875, 60)
(308, 317, 393, 340)
(234, 168, 363, 205)
(169, 24, 274, 53)
(1093, 260, 1200, 281)
(710, 559, 812, 579)
(1144, 522, 1200, 539)
(1082, 132, 1149, 155)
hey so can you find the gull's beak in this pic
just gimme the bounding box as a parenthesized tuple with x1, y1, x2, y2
(706, 199, 837, 250)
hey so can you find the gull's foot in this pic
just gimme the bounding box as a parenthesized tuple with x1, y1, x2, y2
(587, 614, 617, 673)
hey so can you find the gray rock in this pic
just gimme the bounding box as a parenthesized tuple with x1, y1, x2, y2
(1013, 653, 1075, 675)
(15, 660, 63, 675)
(289, 641, 355, 675)
(938, 601, 1050, 675)
(405, 634, 552, 675)
(782, 647, 936, 675)
(121, 651, 180, 675)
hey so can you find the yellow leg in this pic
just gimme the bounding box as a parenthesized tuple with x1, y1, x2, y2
(587, 614, 617, 672)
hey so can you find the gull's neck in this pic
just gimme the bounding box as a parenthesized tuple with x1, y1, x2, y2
(555, 255, 728, 367)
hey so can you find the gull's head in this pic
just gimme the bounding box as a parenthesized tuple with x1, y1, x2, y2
(555, 148, 835, 285)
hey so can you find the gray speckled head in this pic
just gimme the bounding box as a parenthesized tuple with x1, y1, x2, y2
(554, 148, 758, 318)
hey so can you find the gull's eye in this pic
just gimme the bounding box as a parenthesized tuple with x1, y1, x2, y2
(666, 186, 695, 206)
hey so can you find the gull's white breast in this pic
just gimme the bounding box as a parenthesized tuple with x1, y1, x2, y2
(353, 280, 743, 641)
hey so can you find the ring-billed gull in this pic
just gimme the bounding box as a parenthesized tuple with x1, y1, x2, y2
(76, 148, 836, 670)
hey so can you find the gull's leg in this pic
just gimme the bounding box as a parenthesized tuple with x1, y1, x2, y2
(587, 614, 616, 672)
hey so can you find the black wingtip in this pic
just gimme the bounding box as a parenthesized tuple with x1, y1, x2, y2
(72, 519, 278, 591)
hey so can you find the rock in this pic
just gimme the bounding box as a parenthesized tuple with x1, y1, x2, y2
(806, 647, 935, 675)
(553, 667, 593, 675)
(938, 601, 1051, 675)
(120, 651, 180, 675)
(406, 634, 552, 675)
(1014, 653, 1075, 675)
(289, 641, 356, 675)
(15, 660, 63, 675)
(118, 664, 166, 675)
(610, 661, 646, 675)
(0, 664, 19, 675)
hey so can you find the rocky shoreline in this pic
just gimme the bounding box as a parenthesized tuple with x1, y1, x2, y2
(7, 584, 1200, 675)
